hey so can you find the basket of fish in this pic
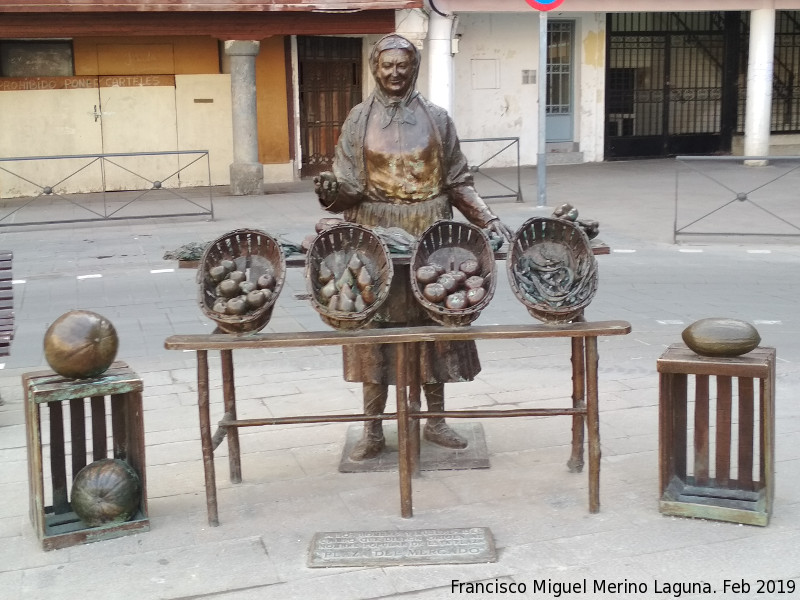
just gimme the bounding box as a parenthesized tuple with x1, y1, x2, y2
(507, 216, 598, 323)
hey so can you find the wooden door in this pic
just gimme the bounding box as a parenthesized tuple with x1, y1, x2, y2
(297, 36, 362, 178)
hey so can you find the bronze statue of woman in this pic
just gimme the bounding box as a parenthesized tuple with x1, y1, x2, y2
(315, 33, 513, 461)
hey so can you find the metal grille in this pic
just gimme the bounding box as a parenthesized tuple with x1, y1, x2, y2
(547, 21, 573, 115)
(607, 12, 728, 158)
(668, 33, 724, 135)
(607, 34, 666, 137)
(770, 11, 800, 132)
(297, 36, 362, 178)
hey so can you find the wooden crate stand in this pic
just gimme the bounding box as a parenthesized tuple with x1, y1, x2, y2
(657, 344, 775, 526)
(24, 361, 149, 550)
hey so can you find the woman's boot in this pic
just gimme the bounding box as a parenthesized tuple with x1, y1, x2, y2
(422, 383, 468, 449)
(349, 383, 388, 460)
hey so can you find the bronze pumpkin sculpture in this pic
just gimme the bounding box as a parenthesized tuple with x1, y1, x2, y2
(44, 310, 119, 379)
(70, 458, 141, 527)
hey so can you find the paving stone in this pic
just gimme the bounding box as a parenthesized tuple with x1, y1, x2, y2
(21, 537, 281, 600)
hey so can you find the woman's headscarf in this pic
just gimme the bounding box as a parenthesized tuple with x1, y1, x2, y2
(369, 34, 421, 127)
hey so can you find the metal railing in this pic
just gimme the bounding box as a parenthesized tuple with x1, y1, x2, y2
(674, 155, 800, 242)
(0, 150, 214, 227)
(460, 137, 523, 203)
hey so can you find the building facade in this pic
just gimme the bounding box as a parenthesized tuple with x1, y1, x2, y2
(431, 0, 800, 168)
(2, 1, 800, 197)
(0, 1, 422, 197)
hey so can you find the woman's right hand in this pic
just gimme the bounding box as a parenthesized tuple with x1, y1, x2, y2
(313, 171, 339, 206)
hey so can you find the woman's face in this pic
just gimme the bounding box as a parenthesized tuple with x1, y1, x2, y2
(375, 48, 415, 99)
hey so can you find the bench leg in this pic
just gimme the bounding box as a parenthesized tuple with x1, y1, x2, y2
(197, 350, 219, 527)
(568, 336, 586, 473)
(585, 336, 601, 513)
(221, 350, 242, 484)
(396, 342, 413, 518)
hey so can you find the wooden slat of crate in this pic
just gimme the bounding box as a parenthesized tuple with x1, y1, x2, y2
(661, 476, 768, 527)
(657, 345, 773, 378)
(26, 363, 143, 403)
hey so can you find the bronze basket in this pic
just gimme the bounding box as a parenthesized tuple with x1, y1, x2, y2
(197, 229, 286, 334)
(305, 223, 394, 330)
(410, 220, 497, 327)
(507, 216, 598, 323)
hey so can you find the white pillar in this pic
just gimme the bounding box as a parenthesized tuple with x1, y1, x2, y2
(427, 10, 455, 113)
(225, 40, 264, 195)
(744, 8, 776, 166)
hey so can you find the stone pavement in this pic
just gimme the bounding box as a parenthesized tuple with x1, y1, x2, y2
(1, 158, 799, 599)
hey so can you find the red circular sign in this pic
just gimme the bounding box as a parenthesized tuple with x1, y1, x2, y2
(526, 0, 565, 10)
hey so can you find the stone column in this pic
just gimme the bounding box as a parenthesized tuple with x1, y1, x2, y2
(225, 40, 263, 195)
(427, 10, 455, 114)
(744, 9, 776, 166)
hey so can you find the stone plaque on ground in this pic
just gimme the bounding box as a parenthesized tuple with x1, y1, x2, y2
(308, 527, 496, 567)
(338, 423, 489, 473)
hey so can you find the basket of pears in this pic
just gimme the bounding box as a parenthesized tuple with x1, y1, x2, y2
(198, 229, 285, 333)
(305, 223, 393, 330)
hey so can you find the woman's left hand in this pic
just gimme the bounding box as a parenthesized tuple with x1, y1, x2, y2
(487, 218, 514, 243)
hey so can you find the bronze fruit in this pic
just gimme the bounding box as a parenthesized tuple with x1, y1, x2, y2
(239, 281, 257, 294)
(228, 270, 246, 285)
(361, 285, 376, 304)
(226, 297, 248, 315)
(44, 310, 119, 379)
(217, 279, 240, 298)
(465, 275, 485, 289)
(445, 291, 468, 309)
(467, 287, 487, 306)
(70, 458, 141, 527)
(438, 273, 458, 294)
(257, 273, 276, 290)
(357, 267, 373, 291)
(460, 259, 480, 277)
(209, 265, 227, 283)
(682, 318, 761, 357)
(423, 282, 447, 303)
(246, 289, 267, 309)
(416, 265, 438, 285)
(447, 270, 467, 286)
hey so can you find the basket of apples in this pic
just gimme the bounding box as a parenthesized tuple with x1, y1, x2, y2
(410, 220, 496, 326)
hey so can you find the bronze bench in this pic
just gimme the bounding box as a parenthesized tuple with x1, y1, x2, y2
(166, 320, 632, 526)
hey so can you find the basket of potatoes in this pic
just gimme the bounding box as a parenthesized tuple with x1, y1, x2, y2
(198, 229, 285, 333)
(410, 220, 496, 326)
(305, 223, 393, 330)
